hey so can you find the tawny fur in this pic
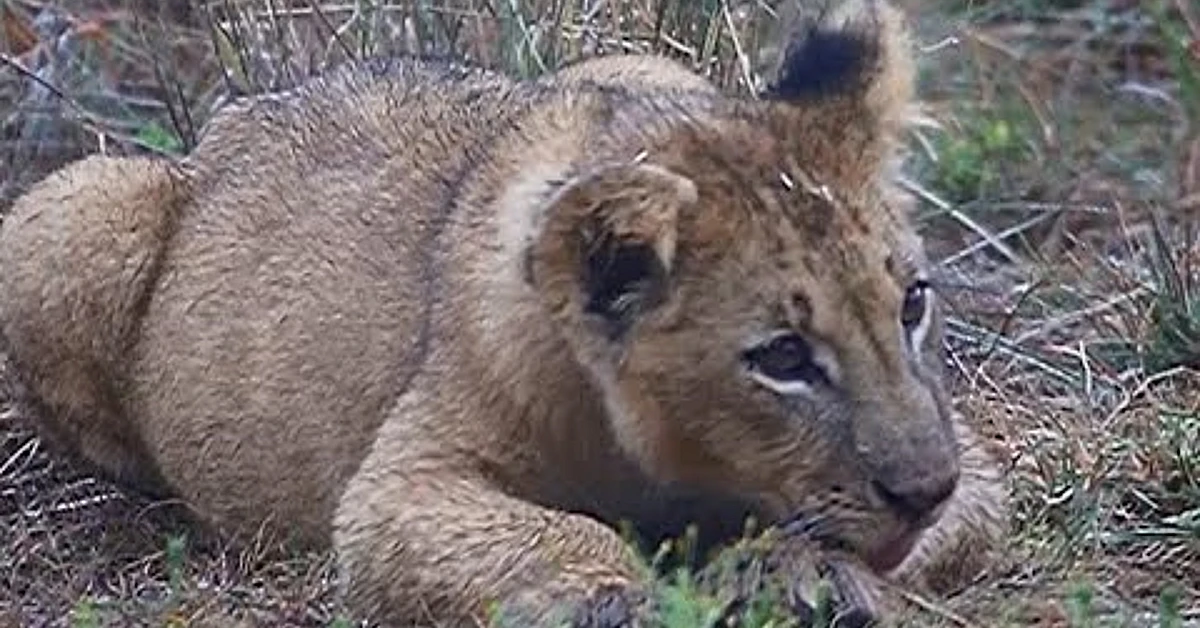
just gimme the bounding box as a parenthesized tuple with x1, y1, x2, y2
(0, 1, 1007, 625)
(546, 53, 718, 94)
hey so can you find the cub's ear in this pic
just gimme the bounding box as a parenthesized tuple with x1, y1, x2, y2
(529, 163, 697, 340)
(758, 0, 916, 139)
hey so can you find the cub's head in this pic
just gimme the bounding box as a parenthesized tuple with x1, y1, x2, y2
(528, 0, 955, 574)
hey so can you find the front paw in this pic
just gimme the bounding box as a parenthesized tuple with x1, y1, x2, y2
(492, 577, 650, 628)
(570, 581, 650, 628)
(697, 531, 886, 628)
(793, 557, 884, 628)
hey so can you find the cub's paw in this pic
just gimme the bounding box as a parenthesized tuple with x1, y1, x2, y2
(569, 581, 651, 628)
(788, 557, 885, 628)
(492, 577, 650, 628)
(698, 531, 888, 628)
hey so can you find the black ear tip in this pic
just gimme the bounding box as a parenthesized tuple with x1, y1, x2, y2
(761, 24, 878, 102)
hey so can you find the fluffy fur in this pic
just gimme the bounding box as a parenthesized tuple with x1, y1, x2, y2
(0, 1, 1007, 625)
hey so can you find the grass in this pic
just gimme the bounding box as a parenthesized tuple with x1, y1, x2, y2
(1, 0, 1199, 626)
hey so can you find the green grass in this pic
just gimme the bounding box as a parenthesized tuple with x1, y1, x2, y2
(68, 598, 103, 628)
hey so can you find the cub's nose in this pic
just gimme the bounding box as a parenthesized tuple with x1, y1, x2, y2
(871, 470, 958, 527)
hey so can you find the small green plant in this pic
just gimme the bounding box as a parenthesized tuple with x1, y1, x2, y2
(1158, 585, 1184, 628)
(1152, 0, 1200, 123)
(1160, 410, 1200, 500)
(69, 598, 103, 628)
(926, 109, 1033, 204)
(159, 532, 190, 624)
(1141, 217, 1199, 373)
(930, 130, 988, 203)
(165, 534, 187, 594)
(650, 564, 804, 628)
(654, 568, 727, 628)
(134, 121, 185, 155)
(1066, 580, 1097, 628)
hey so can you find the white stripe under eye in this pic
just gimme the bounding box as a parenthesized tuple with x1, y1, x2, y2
(748, 370, 816, 396)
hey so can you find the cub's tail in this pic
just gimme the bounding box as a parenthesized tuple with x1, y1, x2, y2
(0, 154, 187, 490)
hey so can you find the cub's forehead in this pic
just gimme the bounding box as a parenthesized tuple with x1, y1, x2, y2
(720, 214, 923, 335)
(692, 159, 920, 283)
(647, 113, 925, 284)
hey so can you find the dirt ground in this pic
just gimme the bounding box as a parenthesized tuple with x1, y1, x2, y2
(1, 0, 1198, 626)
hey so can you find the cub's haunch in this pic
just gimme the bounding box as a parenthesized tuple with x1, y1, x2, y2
(0, 1, 1007, 625)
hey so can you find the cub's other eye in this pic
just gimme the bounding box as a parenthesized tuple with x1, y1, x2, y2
(900, 280, 930, 331)
(742, 333, 828, 386)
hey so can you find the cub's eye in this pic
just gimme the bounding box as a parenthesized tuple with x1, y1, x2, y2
(900, 280, 930, 331)
(742, 333, 828, 386)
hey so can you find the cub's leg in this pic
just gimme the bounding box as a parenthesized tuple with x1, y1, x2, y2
(889, 416, 1009, 593)
(0, 155, 186, 494)
(332, 407, 649, 627)
(335, 428, 888, 627)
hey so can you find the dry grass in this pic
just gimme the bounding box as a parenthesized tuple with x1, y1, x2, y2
(1, 0, 1198, 626)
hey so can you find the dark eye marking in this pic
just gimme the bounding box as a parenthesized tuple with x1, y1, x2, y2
(741, 333, 830, 388)
(900, 279, 931, 331)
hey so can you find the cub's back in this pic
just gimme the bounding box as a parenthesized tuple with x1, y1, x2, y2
(547, 54, 718, 93)
(128, 59, 536, 543)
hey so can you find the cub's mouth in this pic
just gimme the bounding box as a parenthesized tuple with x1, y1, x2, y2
(780, 512, 930, 577)
(863, 526, 924, 574)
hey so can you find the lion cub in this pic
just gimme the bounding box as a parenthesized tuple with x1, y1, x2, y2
(0, 0, 1006, 625)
